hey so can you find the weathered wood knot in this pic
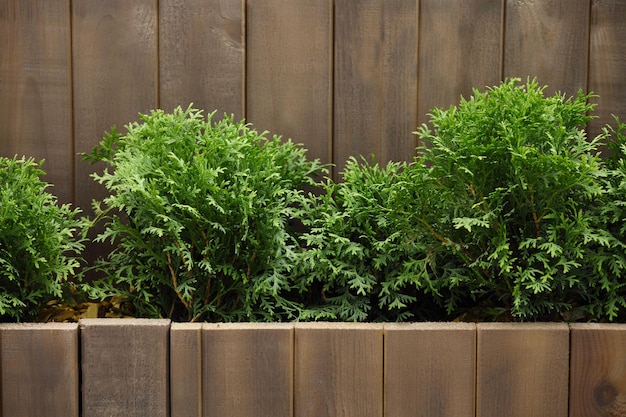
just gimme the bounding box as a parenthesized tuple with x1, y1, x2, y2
(594, 379, 618, 407)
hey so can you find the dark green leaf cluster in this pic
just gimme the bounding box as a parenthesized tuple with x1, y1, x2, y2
(82, 105, 325, 321)
(294, 158, 448, 321)
(0, 156, 84, 321)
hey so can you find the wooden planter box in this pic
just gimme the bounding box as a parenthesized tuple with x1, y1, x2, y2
(0, 320, 624, 417)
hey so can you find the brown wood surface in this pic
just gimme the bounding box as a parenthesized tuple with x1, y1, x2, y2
(246, 0, 333, 166)
(71, 0, 158, 213)
(80, 319, 170, 417)
(294, 322, 383, 417)
(588, 0, 626, 141)
(202, 323, 293, 417)
(171, 323, 203, 417)
(334, 0, 418, 178)
(159, 0, 244, 119)
(476, 322, 569, 417)
(417, 0, 503, 129)
(0, 323, 79, 417)
(569, 324, 626, 417)
(0, 0, 74, 204)
(384, 322, 476, 417)
(503, 0, 590, 96)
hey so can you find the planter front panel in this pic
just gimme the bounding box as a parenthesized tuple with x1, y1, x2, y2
(0, 323, 79, 417)
(570, 323, 626, 417)
(80, 319, 170, 417)
(384, 322, 476, 417)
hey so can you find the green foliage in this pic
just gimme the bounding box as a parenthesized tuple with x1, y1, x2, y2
(411, 78, 626, 320)
(295, 78, 626, 322)
(81, 105, 325, 322)
(0, 156, 84, 321)
(294, 158, 454, 321)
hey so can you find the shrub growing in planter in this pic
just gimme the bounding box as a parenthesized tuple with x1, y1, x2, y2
(297, 78, 626, 322)
(411, 78, 626, 321)
(82, 106, 324, 322)
(0, 156, 84, 321)
(295, 158, 449, 321)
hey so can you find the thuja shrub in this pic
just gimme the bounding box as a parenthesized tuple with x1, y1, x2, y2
(82, 106, 324, 321)
(412, 78, 626, 321)
(297, 78, 626, 322)
(295, 158, 447, 321)
(0, 156, 84, 321)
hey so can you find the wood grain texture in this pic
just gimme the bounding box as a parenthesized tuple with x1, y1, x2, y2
(71, 0, 158, 213)
(476, 323, 569, 417)
(202, 323, 293, 417)
(418, 0, 503, 128)
(246, 0, 333, 166)
(159, 0, 244, 119)
(80, 319, 170, 417)
(570, 324, 626, 417)
(0, 323, 79, 417)
(171, 323, 203, 417)
(503, 0, 590, 96)
(384, 323, 476, 417)
(294, 323, 383, 417)
(334, 0, 418, 178)
(0, 0, 74, 204)
(588, 0, 626, 140)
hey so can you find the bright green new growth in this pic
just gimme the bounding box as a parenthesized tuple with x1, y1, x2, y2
(0, 156, 84, 321)
(83, 105, 325, 322)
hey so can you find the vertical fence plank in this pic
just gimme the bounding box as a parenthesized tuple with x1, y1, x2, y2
(0, 323, 79, 417)
(72, 0, 158, 214)
(588, 0, 626, 140)
(417, 0, 503, 129)
(384, 323, 476, 417)
(246, 0, 333, 166)
(570, 324, 626, 417)
(80, 319, 170, 417)
(0, 0, 74, 204)
(159, 0, 244, 119)
(294, 323, 383, 417)
(171, 323, 203, 417)
(202, 323, 293, 417)
(503, 0, 590, 96)
(334, 0, 418, 178)
(476, 323, 569, 417)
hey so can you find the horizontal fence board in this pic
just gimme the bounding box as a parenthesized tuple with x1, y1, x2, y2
(294, 323, 383, 417)
(246, 0, 333, 167)
(384, 322, 476, 417)
(80, 319, 170, 417)
(476, 323, 570, 417)
(0, 0, 74, 204)
(569, 323, 626, 417)
(202, 323, 293, 417)
(159, 0, 244, 119)
(503, 0, 590, 96)
(0, 323, 79, 417)
(171, 323, 203, 417)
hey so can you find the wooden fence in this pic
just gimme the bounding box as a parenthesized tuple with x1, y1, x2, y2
(0, 320, 625, 417)
(1, 0, 625, 208)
